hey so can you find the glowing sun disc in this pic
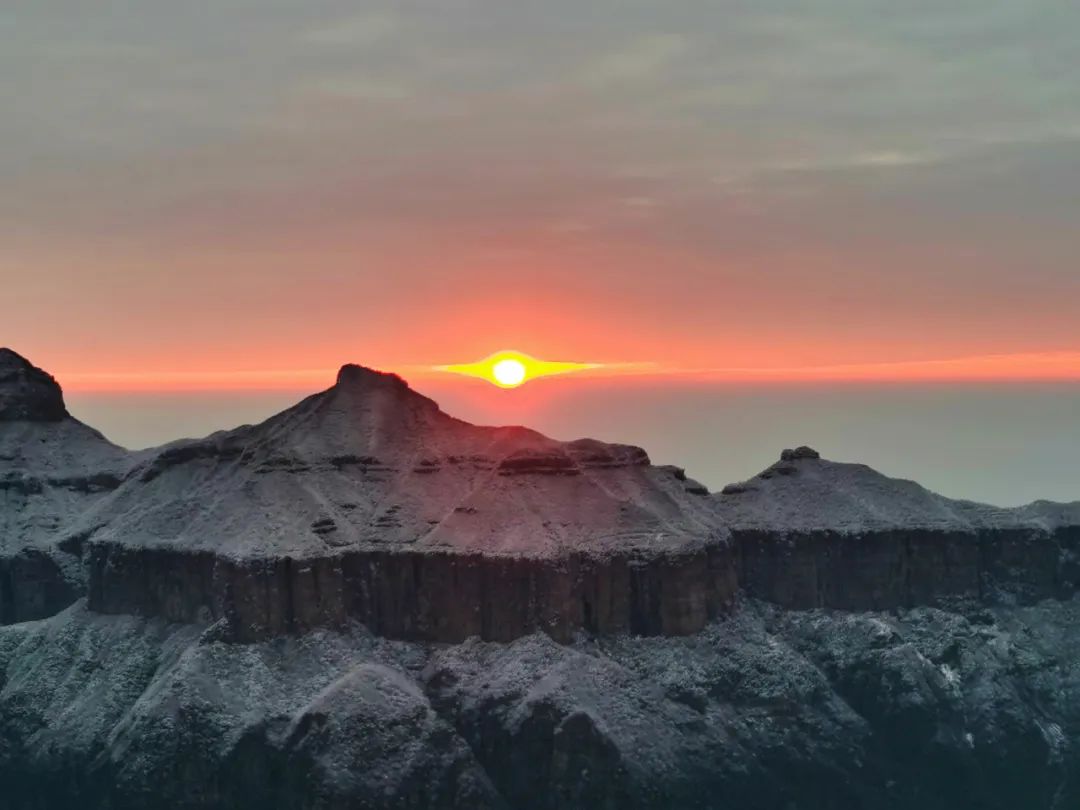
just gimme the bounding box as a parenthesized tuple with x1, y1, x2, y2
(492, 358, 527, 387)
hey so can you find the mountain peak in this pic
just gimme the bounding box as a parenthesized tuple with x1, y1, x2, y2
(327, 362, 444, 429)
(0, 348, 68, 422)
(780, 445, 821, 461)
(335, 363, 409, 389)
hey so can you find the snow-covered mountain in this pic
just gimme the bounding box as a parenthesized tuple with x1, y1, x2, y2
(81, 362, 720, 560)
(0, 349, 136, 622)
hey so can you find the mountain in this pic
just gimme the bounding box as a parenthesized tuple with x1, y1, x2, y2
(717, 448, 1080, 611)
(0, 349, 135, 623)
(1, 348, 1079, 810)
(72, 361, 729, 642)
(84, 362, 719, 559)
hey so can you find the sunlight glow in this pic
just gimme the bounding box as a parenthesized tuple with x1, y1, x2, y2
(437, 350, 601, 388)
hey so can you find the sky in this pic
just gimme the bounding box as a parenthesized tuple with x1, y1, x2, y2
(3, 1, 1080, 387)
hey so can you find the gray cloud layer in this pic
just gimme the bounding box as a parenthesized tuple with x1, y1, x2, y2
(3, 1, 1079, 362)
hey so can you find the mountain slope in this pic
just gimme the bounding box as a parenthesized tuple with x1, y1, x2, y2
(714, 445, 1080, 533)
(79, 363, 719, 560)
(0, 349, 136, 622)
(3, 598, 1079, 810)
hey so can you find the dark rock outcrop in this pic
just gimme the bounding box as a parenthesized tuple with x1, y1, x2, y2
(734, 526, 1080, 611)
(0, 348, 68, 422)
(0, 549, 81, 623)
(0, 350, 135, 625)
(780, 445, 821, 461)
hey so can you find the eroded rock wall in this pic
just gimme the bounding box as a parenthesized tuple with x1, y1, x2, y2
(0, 549, 81, 624)
(75, 524, 1080, 643)
(735, 526, 1080, 610)
(84, 542, 739, 643)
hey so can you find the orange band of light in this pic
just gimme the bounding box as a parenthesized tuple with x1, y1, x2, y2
(436, 350, 601, 388)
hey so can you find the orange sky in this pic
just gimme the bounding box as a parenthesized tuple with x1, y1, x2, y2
(5, 4, 1080, 389)
(7, 234, 1079, 390)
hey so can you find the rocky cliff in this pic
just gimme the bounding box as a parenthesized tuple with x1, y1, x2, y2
(0, 350, 134, 623)
(717, 447, 1080, 611)
(66, 361, 730, 643)
(1, 348, 1079, 809)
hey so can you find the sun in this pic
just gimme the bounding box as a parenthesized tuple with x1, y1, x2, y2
(491, 358, 527, 387)
(437, 350, 600, 388)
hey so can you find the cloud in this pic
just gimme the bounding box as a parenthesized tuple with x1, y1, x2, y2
(849, 151, 936, 168)
(302, 12, 400, 47)
(302, 76, 413, 102)
(576, 33, 687, 88)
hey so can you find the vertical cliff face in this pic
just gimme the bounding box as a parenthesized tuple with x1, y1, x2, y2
(0, 550, 82, 624)
(83, 543, 739, 643)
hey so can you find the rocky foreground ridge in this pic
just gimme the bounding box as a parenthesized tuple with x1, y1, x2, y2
(2, 347, 1080, 809)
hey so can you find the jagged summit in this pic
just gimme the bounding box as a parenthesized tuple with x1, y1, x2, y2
(335, 362, 410, 389)
(0, 348, 68, 422)
(221, 360, 643, 479)
(780, 445, 820, 461)
(0, 350, 130, 528)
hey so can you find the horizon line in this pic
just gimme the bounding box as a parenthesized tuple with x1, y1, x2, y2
(48, 350, 1080, 392)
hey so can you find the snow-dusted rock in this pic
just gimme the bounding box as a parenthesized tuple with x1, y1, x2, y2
(84, 363, 720, 559)
(4, 600, 1080, 809)
(0, 349, 136, 622)
(716, 450, 1080, 610)
(68, 363, 734, 642)
(714, 448, 1079, 533)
